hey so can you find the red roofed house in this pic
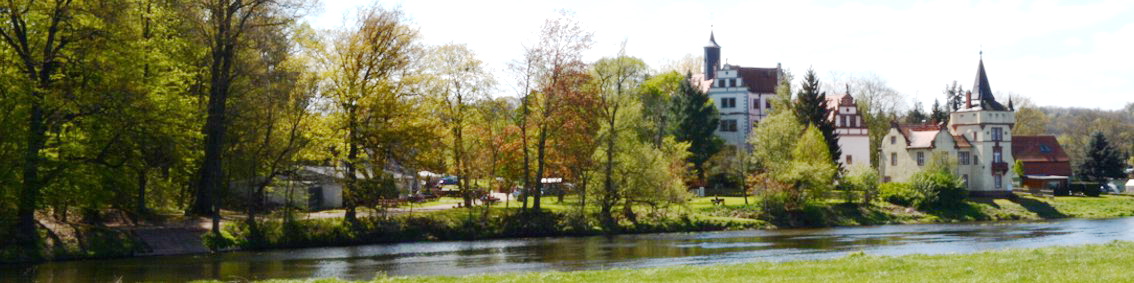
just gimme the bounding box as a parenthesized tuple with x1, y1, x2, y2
(1011, 136, 1072, 191)
(880, 56, 1017, 197)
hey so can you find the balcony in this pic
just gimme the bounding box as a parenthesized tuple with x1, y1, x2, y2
(991, 162, 1009, 173)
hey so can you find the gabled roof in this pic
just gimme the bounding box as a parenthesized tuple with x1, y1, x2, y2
(736, 67, 779, 93)
(970, 58, 1008, 111)
(895, 123, 943, 149)
(1012, 136, 1072, 177)
(951, 135, 972, 148)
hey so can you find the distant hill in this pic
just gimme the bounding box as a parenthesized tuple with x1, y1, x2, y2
(1037, 103, 1134, 173)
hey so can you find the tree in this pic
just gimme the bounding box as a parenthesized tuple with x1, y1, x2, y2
(794, 68, 841, 171)
(1078, 132, 1125, 182)
(846, 74, 902, 168)
(1008, 94, 1049, 136)
(672, 73, 722, 184)
(426, 44, 494, 208)
(522, 11, 593, 212)
(930, 99, 948, 124)
(905, 100, 927, 124)
(944, 81, 964, 112)
(324, 5, 421, 223)
(639, 71, 684, 148)
(591, 49, 649, 227)
(845, 165, 879, 205)
(189, 0, 310, 239)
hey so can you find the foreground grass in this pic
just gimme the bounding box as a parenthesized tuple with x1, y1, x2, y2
(224, 241, 1134, 283)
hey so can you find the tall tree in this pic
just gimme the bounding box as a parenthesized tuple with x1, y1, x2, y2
(905, 100, 928, 124)
(1078, 132, 1125, 182)
(324, 5, 420, 223)
(189, 0, 309, 228)
(1008, 94, 1049, 136)
(591, 48, 648, 228)
(672, 73, 722, 185)
(1, 0, 101, 245)
(426, 44, 493, 208)
(524, 11, 593, 212)
(794, 68, 841, 171)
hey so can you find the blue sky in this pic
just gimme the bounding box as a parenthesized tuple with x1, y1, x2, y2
(309, 0, 1134, 110)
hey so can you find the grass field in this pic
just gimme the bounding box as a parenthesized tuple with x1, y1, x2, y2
(218, 240, 1134, 283)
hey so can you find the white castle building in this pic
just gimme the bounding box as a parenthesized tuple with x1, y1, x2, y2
(696, 32, 869, 168)
(879, 56, 1016, 196)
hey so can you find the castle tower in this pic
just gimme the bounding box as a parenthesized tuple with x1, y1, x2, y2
(948, 55, 1016, 196)
(704, 32, 721, 80)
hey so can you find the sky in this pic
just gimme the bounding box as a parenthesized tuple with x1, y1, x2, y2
(308, 0, 1134, 110)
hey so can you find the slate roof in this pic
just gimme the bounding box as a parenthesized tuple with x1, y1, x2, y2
(1011, 136, 1072, 177)
(737, 67, 779, 93)
(970, 58, 1008, 111)
(705, 32, 720, 48)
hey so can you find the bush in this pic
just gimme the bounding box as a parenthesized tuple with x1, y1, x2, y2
(910, 170, 967, 208)
(1070, 182, 1101, 197)
(879, 182, 920, 206)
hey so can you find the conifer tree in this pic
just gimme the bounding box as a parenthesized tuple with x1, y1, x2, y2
(673, 73, 723, 183)
(1078, 132, 1125, 182)
(793, 68, 841, 170)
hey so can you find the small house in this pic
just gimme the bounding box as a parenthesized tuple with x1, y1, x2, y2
(1011, 136, 1072, 192)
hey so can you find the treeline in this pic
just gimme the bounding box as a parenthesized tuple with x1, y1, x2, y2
(0, 3, 724, 254)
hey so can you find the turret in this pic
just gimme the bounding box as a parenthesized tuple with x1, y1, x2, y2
(704, 32, 721, 80)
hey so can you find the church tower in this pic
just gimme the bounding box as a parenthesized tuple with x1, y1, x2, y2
(704, 32, 721, 80)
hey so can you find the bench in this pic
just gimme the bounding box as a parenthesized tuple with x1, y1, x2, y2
(711, 197, 725, 206)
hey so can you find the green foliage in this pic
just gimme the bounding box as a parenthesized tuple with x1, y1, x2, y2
(672, 76, 723, 182)
(845, 166, 880, 204)
(793, 68, 841, 169)
(1078, 132, 1125, 181)
(910, 170, 967, 209)
(879, 182, 920, 207)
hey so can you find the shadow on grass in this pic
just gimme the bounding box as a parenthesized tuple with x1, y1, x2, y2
(1010, 197, 1068, 219)
(922, 202, 991, 222)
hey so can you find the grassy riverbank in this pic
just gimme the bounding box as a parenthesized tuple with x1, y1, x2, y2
(202, 241, 1134, 282)
(7, 194, 1134, 263)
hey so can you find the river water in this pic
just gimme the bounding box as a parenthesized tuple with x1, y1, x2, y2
(5, 217, 1134, 282)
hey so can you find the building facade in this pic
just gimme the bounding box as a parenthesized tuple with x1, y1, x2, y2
(827, 92, 870, 168)
(1012, 135, 1071, 191)
(699, 32, 783, 148)
(880, 57, 1017, 196)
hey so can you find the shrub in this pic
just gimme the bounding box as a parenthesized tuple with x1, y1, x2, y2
(910, 170, 966, 208)
(879, 182, 919, 206)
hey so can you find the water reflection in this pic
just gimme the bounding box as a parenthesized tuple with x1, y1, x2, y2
(5, 217, 1134, 282)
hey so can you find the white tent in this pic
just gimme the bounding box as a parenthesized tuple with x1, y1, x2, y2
(1125, 179, 1134, 194)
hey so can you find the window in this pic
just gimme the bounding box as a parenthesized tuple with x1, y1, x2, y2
(962, 175, 969, 188)
(958, 152, 971, 165)
(1039, 144, 1052, 153)
(765, 99, 772, 109)
(890, 136, 896, 145)
(846, 155, 853, 165)
(718, 79, 726, 87)
(974, 154, 979, 165)
(883, 176, 892, 183)
(720, 119, 738, 132)
(851, 116, 857, 127)
(994, 175, 1003, 189)
(993, 148, 1003, 163)
(754, 99, 760, 109)
(720, 98, 736, 108)
(992, 127, 1003, 141)
(890, 152, 897, 166)
(729, 79, 736, 87)
(916, 152, 925, 166)
(840, 116, 846, 127)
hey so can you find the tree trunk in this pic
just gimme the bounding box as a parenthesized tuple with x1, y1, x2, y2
(344, 110, 359, 223)
(533, 126, 549, 211)
(16, 102, 45, 245)
(193, 3, 237, 217)
(601, 107, 617, 228)
(137, 168, 148, 214)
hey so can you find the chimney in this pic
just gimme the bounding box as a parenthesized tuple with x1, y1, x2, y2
(965, 91, 973, 109)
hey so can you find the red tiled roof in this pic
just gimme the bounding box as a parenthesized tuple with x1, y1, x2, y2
(896, 123, 942, 149)
(952, 135, 972, 148)
(737, 67, 779, 93)
(1012, 135, 1072, 177)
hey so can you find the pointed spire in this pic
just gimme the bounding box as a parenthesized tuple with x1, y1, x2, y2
(971, 53, 1007, 111)
(706, 29, 720, 48)
(1008, 97, 1015, 111)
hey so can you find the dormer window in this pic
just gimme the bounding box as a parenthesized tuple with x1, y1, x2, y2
(1039, 144, 1052, 153)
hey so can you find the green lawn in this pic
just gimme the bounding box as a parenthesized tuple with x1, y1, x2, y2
(225, 241, 1134, 283)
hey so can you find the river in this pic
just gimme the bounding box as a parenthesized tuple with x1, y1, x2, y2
(4, 217, 1134, 282)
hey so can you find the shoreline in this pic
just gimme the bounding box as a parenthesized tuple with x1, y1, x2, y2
(6, 194, 1134, 265)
